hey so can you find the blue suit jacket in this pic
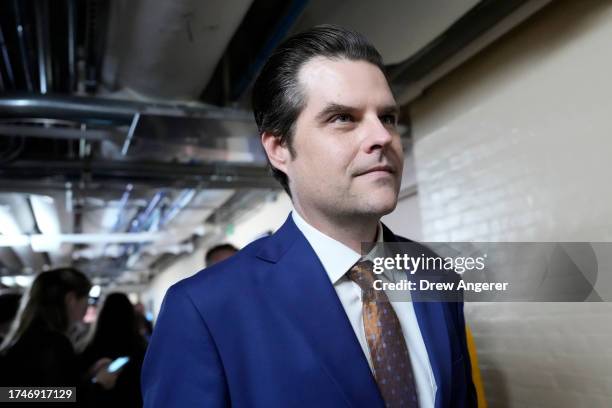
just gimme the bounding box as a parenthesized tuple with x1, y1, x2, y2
(142, 216, 476, 407)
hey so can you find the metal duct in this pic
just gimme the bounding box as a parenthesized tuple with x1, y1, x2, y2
(29, 193, 73, 266)
(0, 94, 253, 124)
(0, 94, 267, 168)
(102, 0, 254, 99)
(0, 194, 46, 272)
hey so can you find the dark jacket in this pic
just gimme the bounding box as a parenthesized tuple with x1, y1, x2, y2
(0, 320, 79, 386)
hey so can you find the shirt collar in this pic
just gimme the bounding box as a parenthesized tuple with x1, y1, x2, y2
(291, 210, 383, 285)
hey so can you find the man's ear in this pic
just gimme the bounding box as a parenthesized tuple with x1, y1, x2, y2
(261, 132, 291, 174)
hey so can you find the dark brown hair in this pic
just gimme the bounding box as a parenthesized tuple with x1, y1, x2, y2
(252, 24, 386, 196)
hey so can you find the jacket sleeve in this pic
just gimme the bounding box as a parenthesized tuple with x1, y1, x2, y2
(141, 284, 229, 407)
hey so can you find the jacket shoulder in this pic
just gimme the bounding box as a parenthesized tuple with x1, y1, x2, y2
(168, 235, 272, 307)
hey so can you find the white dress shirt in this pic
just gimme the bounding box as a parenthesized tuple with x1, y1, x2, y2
(292, 210, 437, 408)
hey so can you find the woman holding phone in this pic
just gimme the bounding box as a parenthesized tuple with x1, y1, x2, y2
(81, 292, 147, 407)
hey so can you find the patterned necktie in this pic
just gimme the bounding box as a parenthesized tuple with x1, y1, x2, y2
(347, 260, 419, 408)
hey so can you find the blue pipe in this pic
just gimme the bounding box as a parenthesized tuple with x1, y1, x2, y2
(110, 184, 133, 232)
(129, 191, 165, 233)
(159, 189, 196, 228)
(121, 191, 166, 259)
(231, 0, 309, 101)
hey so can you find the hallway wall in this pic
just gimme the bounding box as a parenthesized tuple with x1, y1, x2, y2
(410, 1, 612, 406)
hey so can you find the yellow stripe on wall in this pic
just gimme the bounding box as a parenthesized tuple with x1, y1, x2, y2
(466, 326, 487, 408)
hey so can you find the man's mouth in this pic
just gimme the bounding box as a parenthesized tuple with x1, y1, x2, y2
(356, 165, 395, 176)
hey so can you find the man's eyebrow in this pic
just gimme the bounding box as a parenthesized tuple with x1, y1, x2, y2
(379, 105, 400, 116)
(315, 103, 357, 122)
(314, 103, 399, 121)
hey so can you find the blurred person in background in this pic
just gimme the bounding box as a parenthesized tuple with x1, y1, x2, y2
(81, 292, 147, 407)
(205, 243, 238, 266)
(0, 268, 119, 391)
(134, 302, 154, 342)
(0, 291, 21, 345)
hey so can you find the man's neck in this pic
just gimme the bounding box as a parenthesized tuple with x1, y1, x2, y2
(294, 207, 379, 253)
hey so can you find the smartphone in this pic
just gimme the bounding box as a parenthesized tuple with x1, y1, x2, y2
(108, 356, 130, 373)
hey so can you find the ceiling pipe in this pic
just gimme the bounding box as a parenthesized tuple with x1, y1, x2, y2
(13, 0, 34, 92)
(121, 191, 167, 260)
(128, 191, 166, 234)
(100, 183, 134, 258)
(0, 232, 167, 247)
(231, 0, 309, 101)
(0, 94, 254, 124)
(67, 0, 77, 92)
(158, 188, 197, 228)
(83, 0, 109, 93)
(109, 184, 133, 232)
(121, 113, 140, 155)
(34, 0, 52, 94)
(121, 189, 174, 271)
(0, 23, 16, 89)
(0, 160, 276, 189)
(0, 123, 115, 141)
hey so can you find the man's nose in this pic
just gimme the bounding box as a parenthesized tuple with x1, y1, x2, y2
(363, 116, 394, 153)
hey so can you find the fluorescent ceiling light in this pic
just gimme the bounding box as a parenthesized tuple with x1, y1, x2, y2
(0, 235, 30, 247)
(30, 195, 61, 235)
(0, 276, 15, 286)
(14, 275, 34, 287)
(1, 275, 34, 288)
(30, 234, 61, 252)
(0, 205, 22, 235)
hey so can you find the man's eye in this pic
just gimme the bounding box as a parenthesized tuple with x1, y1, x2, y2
(381, 115, 397, 126)
(331, 114, 353, 123)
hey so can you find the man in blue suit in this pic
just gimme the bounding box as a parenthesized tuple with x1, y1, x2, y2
(142, 25, 476, 407)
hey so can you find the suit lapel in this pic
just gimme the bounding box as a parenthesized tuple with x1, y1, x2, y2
(412, 302, 452, 408)
(257, 216, 384, 408)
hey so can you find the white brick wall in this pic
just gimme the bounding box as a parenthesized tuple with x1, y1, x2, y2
(410, 0, 612, 406)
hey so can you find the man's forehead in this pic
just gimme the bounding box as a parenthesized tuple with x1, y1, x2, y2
(297, 56, 395, 109)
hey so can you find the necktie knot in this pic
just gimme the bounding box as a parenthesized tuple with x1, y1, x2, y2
(347, 260, 381, 300)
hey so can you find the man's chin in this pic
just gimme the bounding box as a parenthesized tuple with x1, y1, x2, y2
(377, 201, 398, 216)
(346, 184, 399, 215)
(365, 193, 399, 216)
(373, 185, 400, 206)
